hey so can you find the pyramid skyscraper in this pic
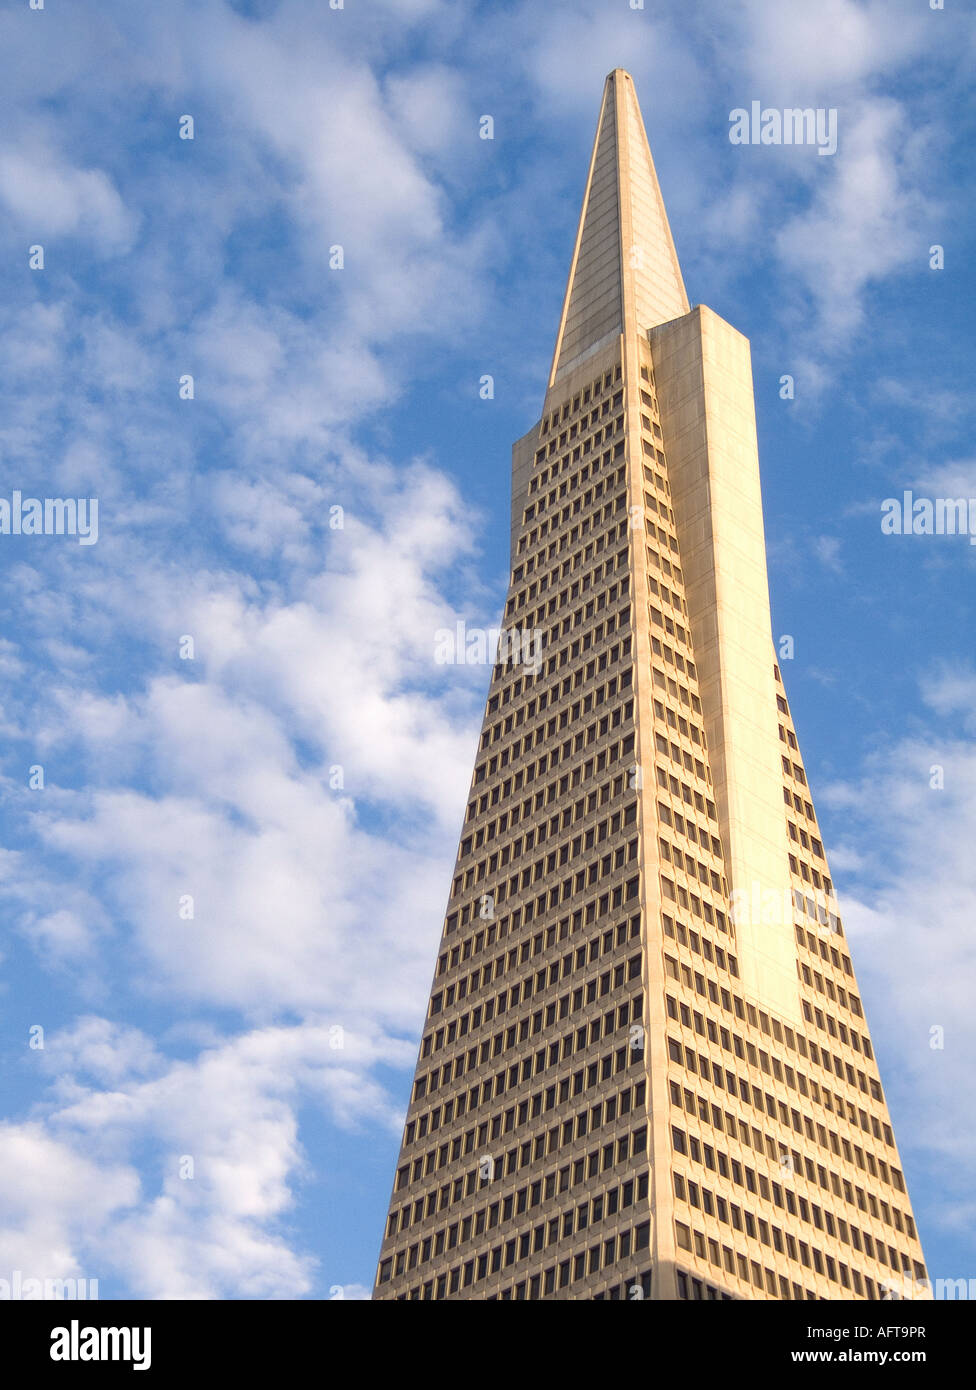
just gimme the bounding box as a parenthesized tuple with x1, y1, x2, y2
(373, 71, 929, 1301)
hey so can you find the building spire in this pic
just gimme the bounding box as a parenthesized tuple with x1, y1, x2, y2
(549, 69, 689, 386)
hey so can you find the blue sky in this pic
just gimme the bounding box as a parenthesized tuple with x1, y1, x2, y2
(0, 0, 973, 1299)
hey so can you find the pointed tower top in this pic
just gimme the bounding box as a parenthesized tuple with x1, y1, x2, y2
(548, 69, 689, 387)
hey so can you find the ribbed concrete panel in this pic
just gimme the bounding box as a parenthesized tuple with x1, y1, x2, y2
(650, 306, 800, 1025)
(617, 74, 689, 335)
(553, 80, 623, 378)
(551, 71, 689, 386)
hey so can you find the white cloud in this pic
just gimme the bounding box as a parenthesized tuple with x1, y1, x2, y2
(814, 535, 844, 574)
(385, 65, 471, 156)
(1, 1020, 403, 1298)
(0, 1122, 139, 1281)
(920, 666, 976, 734)
(22, 909, 95, 964)
(0, 146, 138, 251)
(822, 701, 976, 1227)
(774, 98, 935, 346)
(917, 460, 976, 500)
(40, 1016, 164, 1086)
(0, 443, 489, 1029)
(736, 0, 930, 92)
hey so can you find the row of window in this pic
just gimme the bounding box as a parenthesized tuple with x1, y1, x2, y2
(456, 778, 636, 893)
(475, 642, 632, 786)
(447, 852, 641, 949)
(389, 1268, 654, 1301)
(380, 1216, 650, 1292)
(449, 782, 638, 935)
(658, 772, 718, 837)
(648, 594, 692, 651)
(509, 513, 628, 592)
(662, 914, 739, 976)
(647, 575, 686, 626)
(797, 957, 865, 1032)
(665, 1029, 903, 1206)
(661, 866, 729, 934)
(416, 1027, 640, 1107)
(673, 1168, 923, 1291)
(509, 578, 629, 657)
(665, 980, 879, 1105)
(396, 1046, 646, 1204)
(382, 1124, 653, 1286)
(672, 1078, 844, 1191)
(676, 1269, 737, 1300)
(427, 944, 642, 1051)
(641, 473, 676, 524)
(799, 992, 875, 1062)
(669, 971, 877, 1151)
(398, 1101, 647, 1204)
(530, 415, 625, 497)
(655, 762, 717, 822)
(795, 921, 852, 974)
(651, 661, 702, 722)
(536, 367, 623, 444)
(667, 1027, 894, 1168)
(448, 836, 638, 948)
(660, 838, 726, 897)
(502, 587, 632, 689)
(651, 690, 705, 750)
(676, 1261, 890, 1302)
(484, 645, 627, 761)
(524, 435, 625, 522)
(517, 447, 627, 556)
(661, 947, 903, 1200)
(780, 695, 868, 1071)
(460, 795, 635, 891)
(434, 892, 639, 999)
(457, 829, 639, 916)
(507, 515, 629, 621)
(671, 1022, 877, 1144)
(644, 513, 682, 558)
(435, 907, 640, 991)
(468, 693, 634, 834)
(448, 826, 640, 940)
(406, 1032, 645, 1150)
(791, 851, 833, 898)
(500, 530, 639, 850)
(786, 783, 817, 822)
(671, 1120, 914, 1245)
(463, 724, 635, 855)
(642, 457, 673, 501)
(643, 504, 683, 564)
(418, 972, 642, 1090)
(388, 1165, 649, 1250)
(532, 395, 630, 474)
(787, 818, 825, 861)
(483, 662, 630, 792)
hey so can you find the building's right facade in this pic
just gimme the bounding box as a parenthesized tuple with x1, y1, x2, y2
(373, 68, 929, 1301)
